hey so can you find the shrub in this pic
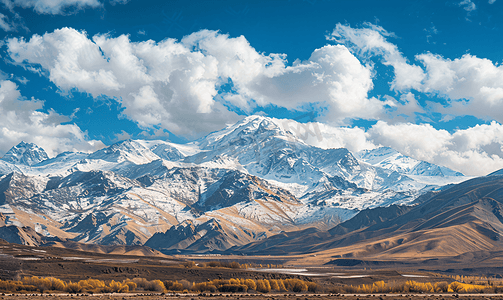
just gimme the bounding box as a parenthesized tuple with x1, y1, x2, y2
(164, 281, 184, 291)
(292, 281, 308, 293)
(0, 280, 20, 292)
(276, 279, 287, 292)
(449, 282, 462, 293)
(192, 282, 217, 292)
(241, 279, 256, 291)
(124, 281, 137, 292)
(283, 279, 308, 293)
(49, 278, 66, 291)
(256, 280, 271, 293)
(179, 280, 192, 290)
(150, 280, 166, 292)
(218, 284, 247, 293)
(108, 280, 129, 293)
(65, 281, 83, 294)
(306, 281, 317, 293)
(133, 278, 166, 292)
(206, 261, 222, 268)
(132, 278, 149, 289)
(77, 279, 105, 293)
(269, 279, 279, 291)
(435, 281, 449, 293)
(224, 262, 242, 269)
(22, 276, 52, 292)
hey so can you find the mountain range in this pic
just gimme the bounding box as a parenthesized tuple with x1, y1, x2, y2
(0, 115, 478, 257)
(231, 174, 503, 269)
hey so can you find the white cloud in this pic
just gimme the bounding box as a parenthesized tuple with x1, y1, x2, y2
(0, 0, 129, 32)
(114, 130, 131, 141)
(389, 93, 423, 122)
(109, 0, 128, 5)
(5, 25, 503, 176)
(320, 23, 503, 175)
(0, 13, 14, 31)
(489, 0, 496, 4)
(417, 53, 503, 123)
(279, 117, 503, 176)
(331, 23, 503, 124)
(7, 27, 397, 137)
(0, 79, 104, 157)
(2, 0, 102, 15)
(459, 0, 477, 11)
(329, 23, 426, 91)
(0, 5, 27, 32)
(367, 121, 452, 161)
(365, 121, 503, 176)
(297, 121, 375, 152)
(7, 28, 243, 136)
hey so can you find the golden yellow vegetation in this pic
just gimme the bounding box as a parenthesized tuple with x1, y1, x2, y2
(0, 277, 137, 294)
(329, 280, 501, 294)
(0, 276, 316, 294)
(4, 276, 503, 294)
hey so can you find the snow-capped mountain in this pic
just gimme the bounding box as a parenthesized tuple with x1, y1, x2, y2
(1, 141, 49, 166)
(357, 147, 463, 177)
(187, 116, 466, 193)
(0, 115, 471, 252)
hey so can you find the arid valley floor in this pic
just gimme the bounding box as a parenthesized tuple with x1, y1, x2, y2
(3, 239, 503, 299)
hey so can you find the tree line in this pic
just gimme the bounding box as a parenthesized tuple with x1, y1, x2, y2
(3, 276, 503, 294)
(0, 276, 316, 294)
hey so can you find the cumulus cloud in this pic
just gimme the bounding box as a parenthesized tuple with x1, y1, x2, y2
(274, 116, 503, 176)
(8, 24, 503, 176)
(296, 119, 503, 176)
(324, 24, 503, 175)
(417, 53, 503, 122)
(7, 27, 396, 137)
(7, 28, 237, 136)
(189, 29, 382, 121)
(0, 79, 104, 157)
(329, 23, 426, 92)
(366, 121, 503, 176)
(331, 23, 503, 124)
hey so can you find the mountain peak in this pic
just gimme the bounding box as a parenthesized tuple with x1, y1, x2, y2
(87, 139, 160, 164)
(2, 141, 49, 166)
(233, 115, 281, 131)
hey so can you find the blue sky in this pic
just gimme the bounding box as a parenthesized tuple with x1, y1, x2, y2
(1, 0, 503, 175)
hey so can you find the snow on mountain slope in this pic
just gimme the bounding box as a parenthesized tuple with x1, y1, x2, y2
(0, 160, 24, 176)
(135, 140, 188, 161)
(188, 116, 343, 188)
(87, 140, 160, 164)
(145, 187, 356, 253)
(357, 147, 463, 177)
(0, 115, 472, 252)
(0, 170, 185, 245)
(144, 187, 362, 253)
(0, 164, 326, 249)
(0, 142, 54, 176)
(30, 152, 90, 176)
(0, 172, 50, 206)
(184, 116, 459, 201)
(1, 141, 49, 166)
(71, 140, 203, 177)
(145, 218, 260, 253)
